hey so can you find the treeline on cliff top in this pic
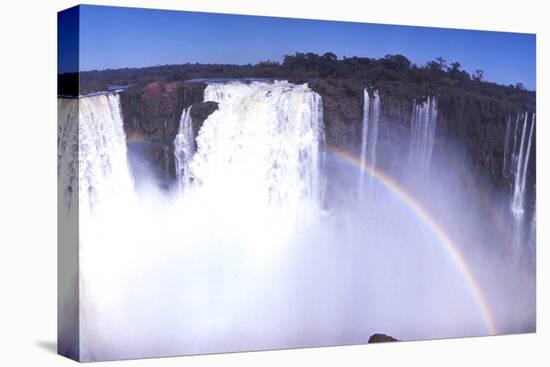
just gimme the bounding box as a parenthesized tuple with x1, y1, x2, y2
(60, 52, 534, 104)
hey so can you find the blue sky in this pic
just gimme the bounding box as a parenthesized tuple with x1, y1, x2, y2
(67, 5, 535, 89)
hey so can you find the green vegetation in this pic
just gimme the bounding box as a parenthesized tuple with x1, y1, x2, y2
(60, 52, 534, 109)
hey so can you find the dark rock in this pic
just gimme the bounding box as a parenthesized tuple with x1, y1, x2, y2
(118, 81, 207, 187)
(368, 333, 399, 343)
(309, 78, 364, 152)
(190, 101, 219, 138)
(310, 77, 535, 216)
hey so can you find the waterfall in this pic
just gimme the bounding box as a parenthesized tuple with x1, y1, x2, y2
(502, 113, 512, 177)
(163, 120, 170, 182)
(408, 97, 438, 184)
(358, 88, 380, 200)
(174, 107, 195, 190)
(79, 94, 134, 210)
(358, 88, 369, 200)
(58, 97, 80, 211)
(511, 113, 535, 219)
(58, 93, 134, 211)
(57, 81, 537, 359)
(58, 93, 135, 360)
(527, 205, 536, 267)
(505, 112, 535, 259)
(57, 97, 80, 361)
(187, 81, 325, 224)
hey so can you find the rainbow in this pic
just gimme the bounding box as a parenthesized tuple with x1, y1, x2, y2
(328, 147, 498, 335)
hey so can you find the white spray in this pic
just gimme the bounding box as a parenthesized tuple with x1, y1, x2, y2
(57, 84, 535, 361)
(505, 112, 535, 261)
(409, 97, 438, 185)
(174, 107, 195, 191)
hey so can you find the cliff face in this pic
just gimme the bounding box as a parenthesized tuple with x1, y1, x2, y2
(117, 78, 535, 207)
(310, 78, 535, 203)
(308, 79, 364, 152)
(119, 81, 207, 185)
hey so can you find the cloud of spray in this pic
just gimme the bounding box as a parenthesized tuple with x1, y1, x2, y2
(64, 87, 535, 362)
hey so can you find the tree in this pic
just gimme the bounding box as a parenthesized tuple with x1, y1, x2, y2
(382, 54, 411, 71)
(283, 52, 308, 71)
(282, 54, 295, 69)
(449, 62, 461, 73)
(258, 60, 280, 67)
(473, 69, 484, 82)
(321, 52, 337, 62)
(447, 62, 470, 81)
(435, 57, 447, 70)
(515, 82, 525, 90)
(305, 52, 320, 72)
(426, 61, 441, 72)
(319, 52, 338, 77)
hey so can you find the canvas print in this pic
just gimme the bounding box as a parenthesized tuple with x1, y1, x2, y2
(57, 5, 536, 362)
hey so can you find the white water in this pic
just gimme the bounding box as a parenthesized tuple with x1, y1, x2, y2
(184, 81, 325, 225)
(58, 98, 80, 211)
(503, 112, 535, 261)
(174, 107, 194, 190)
(58, 94, 134, 212)
(503, 113, 512, 177)
(409, 97, 438, 184)
(78, 94, 134, 210)
(58, 94, 135, 360)
(358, 88, 380, 200)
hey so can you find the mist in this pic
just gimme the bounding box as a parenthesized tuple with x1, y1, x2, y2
(58, 82, 535, 361)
